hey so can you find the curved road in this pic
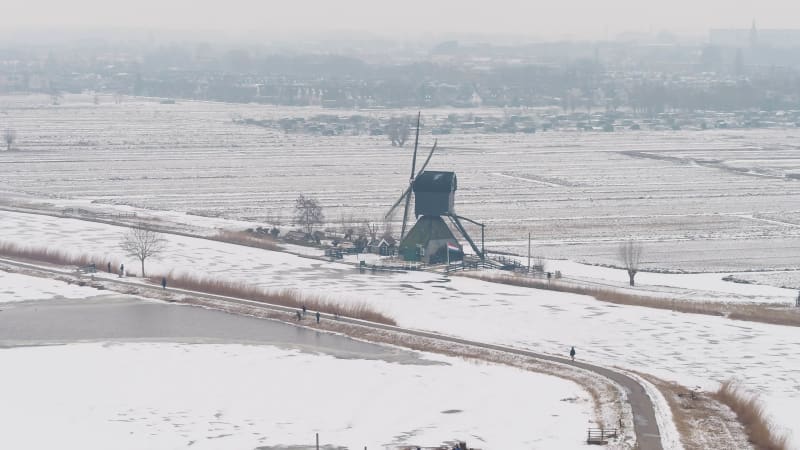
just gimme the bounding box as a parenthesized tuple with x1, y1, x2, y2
(1, 256, 663, 449)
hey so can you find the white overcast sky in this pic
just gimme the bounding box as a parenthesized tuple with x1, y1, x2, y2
(3, 0, 798, 40)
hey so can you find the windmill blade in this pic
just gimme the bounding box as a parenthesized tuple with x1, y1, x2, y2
(396, 112, 422, 237)
(409, 112, 421, 178)
(414, 140, 438, 178)
(385, 187, 411, 220)
(400, 188, 413, 240)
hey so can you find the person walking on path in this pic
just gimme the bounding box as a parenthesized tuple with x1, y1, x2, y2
(161, 277, 167, 290)
(302, 305, 307, 316)
(570, 346, 576, 361)
(296, 310, 302, 321)
(107, 262, 111, 273)
(315, 311, 320, 324)
(119, 263, 124, 278)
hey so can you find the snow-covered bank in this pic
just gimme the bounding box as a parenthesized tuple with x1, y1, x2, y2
(0, 269, 98, 303)
(0, 342, 594, 450)
(543, 259, 796, 304)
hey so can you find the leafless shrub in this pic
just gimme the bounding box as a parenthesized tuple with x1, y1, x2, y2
(3, 128, 16, 151)
(150, 272, 396, 325)
(618, 239, 643, 286)
(386, 116, 410, 147)
(120, 223, 166, 277)
(714, 380, 789, 450)
(294, 194, 324, 235)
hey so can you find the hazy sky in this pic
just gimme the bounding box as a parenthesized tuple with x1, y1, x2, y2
(3, 0, 798, 40)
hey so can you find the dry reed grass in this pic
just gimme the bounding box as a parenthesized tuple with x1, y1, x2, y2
(637, 373, 751, 450)
(211, 230, 281, 251)
(151, 271, 395, 325)
(0, 241, 123, 274)
(0, 240, 387, 323)
(461, 272, 800, 327)
(714, 380, 789, 450)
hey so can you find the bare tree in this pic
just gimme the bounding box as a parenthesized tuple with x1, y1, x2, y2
(3, 128, 15, 151)
(339, 213, 356, 240)
(618, 240, 644, 286)
(50, 91, 63, 106)
(386, 116, 410, 147)
(381, 219, 394, 240)
(294, 195, 324, 235)
(120, 223, 166, 277)
(362, 220, 380, 241)
(361, 218, 394, 243)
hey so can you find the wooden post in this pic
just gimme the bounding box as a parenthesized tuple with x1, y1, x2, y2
(481, 223, 485, 260)
(527, 232, 531, 272)
(316, 432, 319, 450)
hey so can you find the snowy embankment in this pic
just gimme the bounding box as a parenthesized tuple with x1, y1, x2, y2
(0, 342, 593, 450)
(545, 259, 796, 304)
(2, 210, 799, 447)
(0, 269, 98, 302)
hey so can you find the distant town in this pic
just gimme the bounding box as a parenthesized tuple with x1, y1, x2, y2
(1, 23, 800, 133)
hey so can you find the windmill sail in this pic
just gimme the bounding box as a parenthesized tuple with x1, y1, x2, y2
(399, 112, 422, 240)
(384, 139, 438, 221)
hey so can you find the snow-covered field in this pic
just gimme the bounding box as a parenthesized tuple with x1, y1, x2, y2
(1, 210, 799, 447)
(2, 94, 800, 274)
(3, 93, 800, 447)
(0, 341, 594, 450)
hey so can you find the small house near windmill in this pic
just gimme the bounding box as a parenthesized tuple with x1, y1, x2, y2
(375, 236, 397, 256)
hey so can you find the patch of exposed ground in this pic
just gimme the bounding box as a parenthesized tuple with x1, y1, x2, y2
(638, 373, 751, 450)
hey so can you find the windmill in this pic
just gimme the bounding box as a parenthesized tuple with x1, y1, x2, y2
(385, 113, 485, 264)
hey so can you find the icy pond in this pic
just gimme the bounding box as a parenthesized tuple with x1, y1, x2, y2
(0, 295, 423, 363)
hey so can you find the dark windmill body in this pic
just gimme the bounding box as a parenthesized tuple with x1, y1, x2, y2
(386, 114, 485, 264)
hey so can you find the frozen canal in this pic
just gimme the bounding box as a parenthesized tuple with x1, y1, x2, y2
(0, 294, 419, 362)
(0, 282, 595, 449)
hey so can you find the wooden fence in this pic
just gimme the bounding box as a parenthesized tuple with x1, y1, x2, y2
(586, 427, 618, 445)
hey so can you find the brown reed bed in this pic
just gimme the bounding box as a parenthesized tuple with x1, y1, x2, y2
(0, 241, 124, 274)
(210, 230, 282, 251)
(714, 381, 789, 450)
(150, 271, 396, 325)
(0, 240, 392, 324)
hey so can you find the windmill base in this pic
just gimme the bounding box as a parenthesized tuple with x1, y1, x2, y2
(398, 216, 462, 264)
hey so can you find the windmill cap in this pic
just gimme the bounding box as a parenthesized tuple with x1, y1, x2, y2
(413, 171, 457, 193)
